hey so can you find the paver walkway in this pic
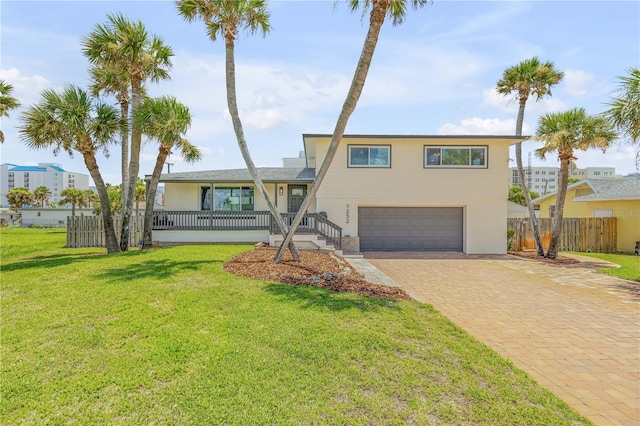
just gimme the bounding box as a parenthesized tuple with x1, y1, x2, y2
(365, 253, 640, 426)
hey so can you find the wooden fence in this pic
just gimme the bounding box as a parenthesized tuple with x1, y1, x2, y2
(507, 217, 617, 253)
(67, 215, 144, 248)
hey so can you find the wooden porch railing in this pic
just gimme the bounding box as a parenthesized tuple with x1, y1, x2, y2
(153, 211, 342, 249)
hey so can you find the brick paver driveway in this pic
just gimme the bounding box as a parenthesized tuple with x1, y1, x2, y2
(366, 253, 640, 426)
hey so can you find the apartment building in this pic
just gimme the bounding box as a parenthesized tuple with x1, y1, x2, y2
(510, 166, 617, 194)
(1, 163, 89, 206)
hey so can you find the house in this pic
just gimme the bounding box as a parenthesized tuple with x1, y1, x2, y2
(0, 162, 89, 207)
(507, 201, 528, 219)
(533, 179, 640, 253)
(149, 134, 525, 254)
(18, 208, 96, 227)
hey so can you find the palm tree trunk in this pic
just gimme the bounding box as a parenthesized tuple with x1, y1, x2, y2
(546, 156, 570, 259)
(274, 0, 388, 263)
(142, 147, 169, 249)
(120, 78, 143, 251)
(514, 99, 544, 256)
(72, 203, 76, 216)
(224, 35, 300, 261)
(82, 152, 121, 254)
(119, 98, 130, 213)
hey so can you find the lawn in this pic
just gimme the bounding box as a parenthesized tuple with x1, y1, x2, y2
(570, 252, 640, 282)
(1, 228, 591, 425)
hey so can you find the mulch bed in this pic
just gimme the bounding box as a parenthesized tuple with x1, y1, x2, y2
(223, 248, 412, 300)
(508, 250, 580, 265)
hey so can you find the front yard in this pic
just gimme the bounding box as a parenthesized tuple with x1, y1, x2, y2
(570, 252, 640, 282)
(1, 228, 590, 424)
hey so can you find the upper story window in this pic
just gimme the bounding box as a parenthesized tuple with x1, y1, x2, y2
(424, 146, 487, 168)
(348, 145, 390, 168)
(549, 171, 556, 175)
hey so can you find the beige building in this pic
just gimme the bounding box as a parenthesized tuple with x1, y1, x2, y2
(510, 166, 617, 195)
(152, 134, 524, 254)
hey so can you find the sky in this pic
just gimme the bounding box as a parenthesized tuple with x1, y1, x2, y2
(1, 0, 639, 186)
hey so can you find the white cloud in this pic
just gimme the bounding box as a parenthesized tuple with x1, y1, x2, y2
(481, 88, 566, 116)
(242, 108, 291, 129)
(563, 69, 596, 96)
(438, 117, 532, 135)
(1, 67, 52, 107)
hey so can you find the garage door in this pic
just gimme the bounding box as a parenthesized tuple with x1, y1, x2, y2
(358, 207, 463, 251)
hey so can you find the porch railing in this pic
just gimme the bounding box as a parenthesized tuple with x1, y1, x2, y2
(152, 210, 342, 249)
(269, 213, 342, 250)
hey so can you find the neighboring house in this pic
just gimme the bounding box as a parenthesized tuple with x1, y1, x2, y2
(510, 165, 617, 195)
(507, 201, 528, 219)
(18, 208, 96, 227)
(149, 134, 524, 254)
(533, 179, 640, 253)
(0, 162, 89, 207)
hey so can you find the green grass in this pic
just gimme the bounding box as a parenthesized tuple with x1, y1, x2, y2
(1, 228, 591, 425)
(570, 252, 640, 282)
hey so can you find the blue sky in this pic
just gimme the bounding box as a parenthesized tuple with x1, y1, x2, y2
(1, 0, 639, 185)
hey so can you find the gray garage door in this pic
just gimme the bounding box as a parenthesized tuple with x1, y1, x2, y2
(358, 207, 463, 251)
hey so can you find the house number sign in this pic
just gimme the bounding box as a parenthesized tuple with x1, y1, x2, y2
(345, 203, 350, 224)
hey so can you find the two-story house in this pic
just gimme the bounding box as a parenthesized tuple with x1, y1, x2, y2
(149, 134, 524, 254)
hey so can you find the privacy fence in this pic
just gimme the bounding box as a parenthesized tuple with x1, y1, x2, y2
(507, 217, 617, 253)
(67, 215, 144, 248)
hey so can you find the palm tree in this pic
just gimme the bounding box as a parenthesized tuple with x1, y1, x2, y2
(87, 64, 132, 210)
(134, 96, 201, 249)
(177, 0, 301, 261)
(135, 178, 146, 214)
(6, 187, 34, 209)
(533, 108, 617, 259)
(82, 12, 174, 251)
(0, 80, 21, 143)
(496, 57, 564, 257)
(274, 0, 431, 263)
(19, 85, 122, 253)
(602, 67, 640, 170)
(83, 189, 99, 209)
(33, 186, 52, 208)
(59, 188, 86, 216)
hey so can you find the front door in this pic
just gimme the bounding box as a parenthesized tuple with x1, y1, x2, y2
(288, 185, 307, 213)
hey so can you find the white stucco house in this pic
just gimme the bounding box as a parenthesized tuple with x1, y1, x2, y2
(146, 134, 524, 254)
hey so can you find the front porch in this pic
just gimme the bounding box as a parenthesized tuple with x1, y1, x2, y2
(152, 210, 342, 250)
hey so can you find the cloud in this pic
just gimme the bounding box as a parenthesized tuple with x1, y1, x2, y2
(481, 88, 565, 116)
(1, 67, 52, 107)
(242, 108, 291, 129)
(438, 117, 532, 135)
(563, 69, 596, 96)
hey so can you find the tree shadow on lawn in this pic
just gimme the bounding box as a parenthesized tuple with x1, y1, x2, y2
(263, 282, 403, 313)
(1, 250, 223, 283)
(94, 258, 221, 283)
(1, 251, 107, 272)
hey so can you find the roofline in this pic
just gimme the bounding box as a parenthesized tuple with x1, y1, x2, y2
(154, 178, 314, 184)
(531, 180, 596, 204)
(573, 195, 640, 202)
(303, 133, 530, 141)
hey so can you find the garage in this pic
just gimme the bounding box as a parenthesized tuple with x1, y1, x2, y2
(358, 207, 463, 251)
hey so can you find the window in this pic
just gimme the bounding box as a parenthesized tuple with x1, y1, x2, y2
(549, 205, 555, 218)
(424, 146, 487, 168)
(593, 171, 600, 176)
(541, 171, 546, 175)
(348, 145, 390, 167)
(201, 186, 254, 211)
(535, 171, 540, 175)
(549, 171, 555, 175)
